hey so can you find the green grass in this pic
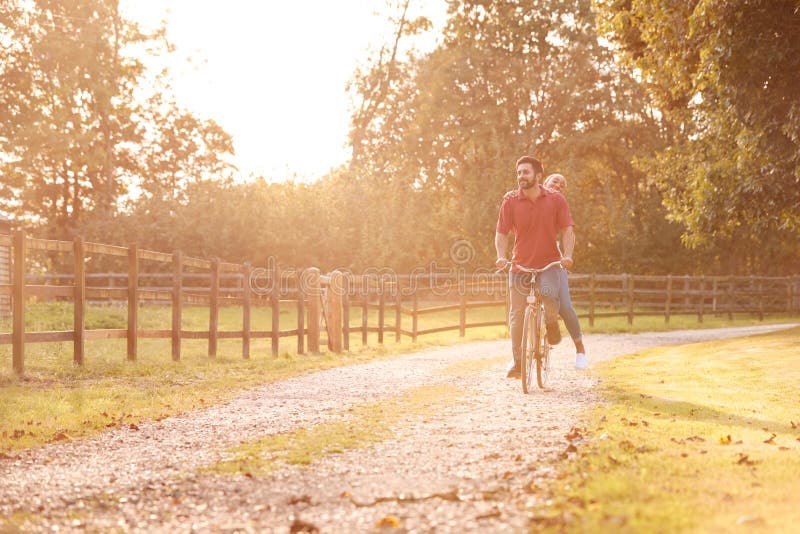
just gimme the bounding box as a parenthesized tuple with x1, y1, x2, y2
(210, 383, 464, 476)
(540, 326, 800, 533)
(0, 301, 795, 454)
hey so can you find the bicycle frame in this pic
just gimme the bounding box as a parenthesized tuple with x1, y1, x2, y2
(501, 260, 562, 392)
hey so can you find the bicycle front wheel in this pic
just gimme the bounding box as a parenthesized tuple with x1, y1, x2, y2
(521, 305, 536, 394)
(535, 305, 551, 388)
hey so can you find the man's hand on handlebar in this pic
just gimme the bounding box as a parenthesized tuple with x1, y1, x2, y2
(561, 256, 574, 270)
(495, 257, 508, 269)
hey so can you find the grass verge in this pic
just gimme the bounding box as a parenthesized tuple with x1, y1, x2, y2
(209, 383, 464, 476)
(540, 326, 800, 533)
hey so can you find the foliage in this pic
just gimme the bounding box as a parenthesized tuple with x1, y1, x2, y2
(0, 0, 235, 242)
(344, 0, 685, 273)
(594, 0, 800, 264)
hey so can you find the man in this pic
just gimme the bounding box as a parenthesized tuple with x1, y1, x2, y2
(544, 173, 587, 369)
(494, 157, 580, 379)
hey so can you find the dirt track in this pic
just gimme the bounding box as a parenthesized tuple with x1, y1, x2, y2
(1, 324, 795, 533)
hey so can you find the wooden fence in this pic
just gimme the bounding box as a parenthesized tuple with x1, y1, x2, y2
(1, 230, 798, 375)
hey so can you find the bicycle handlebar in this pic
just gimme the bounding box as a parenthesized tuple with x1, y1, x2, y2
(497, 259, 563, 274)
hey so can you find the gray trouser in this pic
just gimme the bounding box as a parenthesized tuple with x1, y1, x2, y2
(508, 268, 584, 364)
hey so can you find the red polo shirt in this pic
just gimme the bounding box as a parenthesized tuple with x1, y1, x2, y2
(496, 185, 574, 270)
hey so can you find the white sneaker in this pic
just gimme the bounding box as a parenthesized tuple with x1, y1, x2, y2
(575, 353, 587, 370)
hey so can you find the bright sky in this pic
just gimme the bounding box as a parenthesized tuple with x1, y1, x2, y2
(120, 1, 447, 182)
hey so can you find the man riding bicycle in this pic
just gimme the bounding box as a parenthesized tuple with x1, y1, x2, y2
(494, 156, 585, 378)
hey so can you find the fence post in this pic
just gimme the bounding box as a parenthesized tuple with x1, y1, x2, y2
(395, 276, 402, 342)
(459, 275, 467, 337)
(242, 263, 251, 359)
(271, 261, 280, 356)
(127, 244, 138, 361)
(757, 276, 764, 321)
(361, 281, 368, 345)
(727, 276, 734, 320)
(12, 230, 25, 375)
(172, 250, 182, 361)
(665, 274, 672, 324)
(378, 279, 385, 344)
(328, 270, 343, 353)
(683, 275, 690, 311)
(589, 273, 596, 327)
(297, 269, 305, 355)
(73, 236, 85, 366)
(412, 289, 418, 343)
(712, 277, 719, 315)
(697, 275, 705, 323)
(209, 258, 219, 358)
(627, 273, 634, 325)
(342, 273, 350, 351)
(306, 267, 321, 353)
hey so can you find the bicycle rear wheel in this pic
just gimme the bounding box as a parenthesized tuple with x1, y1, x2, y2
(521, 305, 536, 394)
(535, 305, 551, 388)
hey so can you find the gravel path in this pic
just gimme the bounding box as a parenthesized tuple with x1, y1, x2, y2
(1, 324, 795, 532)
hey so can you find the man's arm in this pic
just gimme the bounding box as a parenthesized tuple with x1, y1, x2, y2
(495, 231, 510, 268)
(561, 226, 575, 269)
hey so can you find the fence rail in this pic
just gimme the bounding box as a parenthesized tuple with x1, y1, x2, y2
(1, 230, 799, 375)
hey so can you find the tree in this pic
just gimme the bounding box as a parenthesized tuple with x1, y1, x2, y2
(594, 0, 800, 271)
(346, 0, 677, 272)
(0, 0, 150, 236)
(0, 0, 236, 245)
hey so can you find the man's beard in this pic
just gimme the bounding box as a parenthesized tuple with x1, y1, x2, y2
(518, 179, 537, 190)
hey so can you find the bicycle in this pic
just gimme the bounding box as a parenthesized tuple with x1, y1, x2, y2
(501, 259, 563, 393)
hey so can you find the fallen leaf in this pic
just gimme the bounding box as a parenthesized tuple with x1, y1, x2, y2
(641, 420, 649, 427)
(475, 509, 502, 520)
(567, 496, 586, 508)
(791, 421, 797, 429)
(289, 518, 319, 533)
(779, 446, 790, 451)
(736, 453, 757, 466)
(763, 433, 776, 445)
(129, 423, 139, 431)
(639, 393, 652, 399)
(376, 515, 401, 528)
(51, 432, 71, 442)
(719, 435, 732, 445)
(565, 427, 583, 441)
(681, 452, 688, 458)
(607, 455, 620, 465)
(686, 435, 705, 442)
